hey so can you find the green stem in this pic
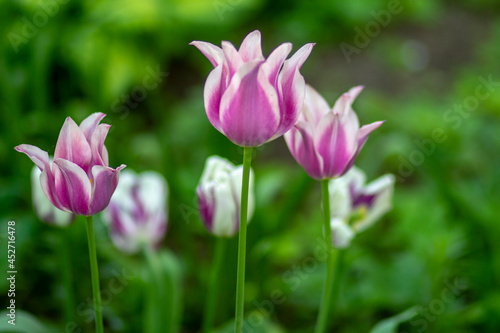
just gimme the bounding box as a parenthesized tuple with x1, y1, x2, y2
(235, 147, 253, 332)
(59, 228, 75, 324)
(315, 180, 338, 333)
(143, 245, 166, 333)
(203, 238, 227, 333)
(85, 216, 104, 333)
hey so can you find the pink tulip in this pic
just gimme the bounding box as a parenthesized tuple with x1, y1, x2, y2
(190, 30, 314, 147)
(15, 113, 126, 216)
(285, 85, 383, 180)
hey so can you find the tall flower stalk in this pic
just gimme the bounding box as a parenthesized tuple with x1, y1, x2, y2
(196, 155, 256, 331)
(284, 86, 383, 332)
(16, 113, 125, 332)
(315, 180, 338, 333)
(235, 147, 253, 331)
(85, 215, 104, 333)
(191, 30, 313, 332)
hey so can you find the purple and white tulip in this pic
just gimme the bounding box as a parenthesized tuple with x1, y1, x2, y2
(103, 170, 168, 254)
(191, 30, 315, 147)
(284, 85, 384, 180)
(31, 166, 74, 226)
(328, 166, 395, 248)
(197, 156, 255, 237)
(15, 113, 126, 216)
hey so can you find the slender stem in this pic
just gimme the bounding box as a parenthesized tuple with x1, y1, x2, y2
(143, 245, 165, 333)
(203, 237, 227, 333)
(315, 180, 338, 333)
(59, 228, 75, 324)
(235, 146, 253, 332)
(85, 215, 104, 333)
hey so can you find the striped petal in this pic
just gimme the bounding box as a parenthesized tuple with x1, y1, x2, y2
(189, 41, 224, 68)
(54, 117, 92, 173)
(220, 61, 280, 146)
(90, 124, 111, 168)
(238, 30, 264, 61)
(88, 164, 126, 215)
(15, 144, 64, 211)
(79, 112, 106, 144)
(53, 158, 92, 215)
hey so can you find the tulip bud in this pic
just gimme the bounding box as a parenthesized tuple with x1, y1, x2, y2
(31, 166, 74, 226)
(102, 170, 168, 254)
(285, 85, 384, 180)
(197, 156, 255, 237)
(329, 166, 395, 248)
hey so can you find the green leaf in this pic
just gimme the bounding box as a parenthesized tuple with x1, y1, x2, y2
(0, 310, 52, 333)
(369, 307, 419, 333)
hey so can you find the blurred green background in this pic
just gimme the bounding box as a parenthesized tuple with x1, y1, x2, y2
(1, 0, 500, 332)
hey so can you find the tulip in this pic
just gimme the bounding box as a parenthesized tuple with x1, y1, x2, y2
(15, 112, 126, 216)
(191, 30, 314, 147)
(197, 156, 255, 237)
(103, 170, 168, 254)
(31, 166, 74, 226)
(285, 85, 384, 180)
(15, 112, 125, 333)
(329, 166, 395, 249)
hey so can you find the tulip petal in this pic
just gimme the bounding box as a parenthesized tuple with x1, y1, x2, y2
(262, 43, 292, 87)
(88, 164, 126, 215)
(275, 43, 315, 136)
(15, 144, 64, 210)
(220, 61, 280, 146)
(331, 218, 355, 249)
(53, 159, 92, 215)
(341, 121, 384, 175)
(79, 112, 106, 144)
(90, 124, 111, 167)
(222, 41, 244, 78)
(197, 185, 215, 232)
(238, 30, 264, 62)
(285, 121, 323, 179)
(203, 65, 224, 132)
(54, 117, 92, 173)
(212, 178, 238, 236)
(189, 41, 224, 68)
(303, 85, 331, 124)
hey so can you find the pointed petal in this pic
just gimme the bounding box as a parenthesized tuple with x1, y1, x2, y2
(53, 159, 92, 215)
(346, 86, 364, 104)
(275, 43, 315, 136)
(238, 30, 264, 62)
(15, 144, 64, 210)
(357, 121, 384, 148)
(54, 117, 92, 173)
(203, 66, 224, 132)
(303, 85, 331, 124)
(79, 113, 106, 144)
(220, 61, 280, 146)
(15, 144, 50, 171)
(222, 41, 244, 78)
(88, 164, 126, 215)
(90, 124, 111, 167)
(261, 43, 292, 87)
(190, 41, 224, 67)
(341, 121, 384, 175)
